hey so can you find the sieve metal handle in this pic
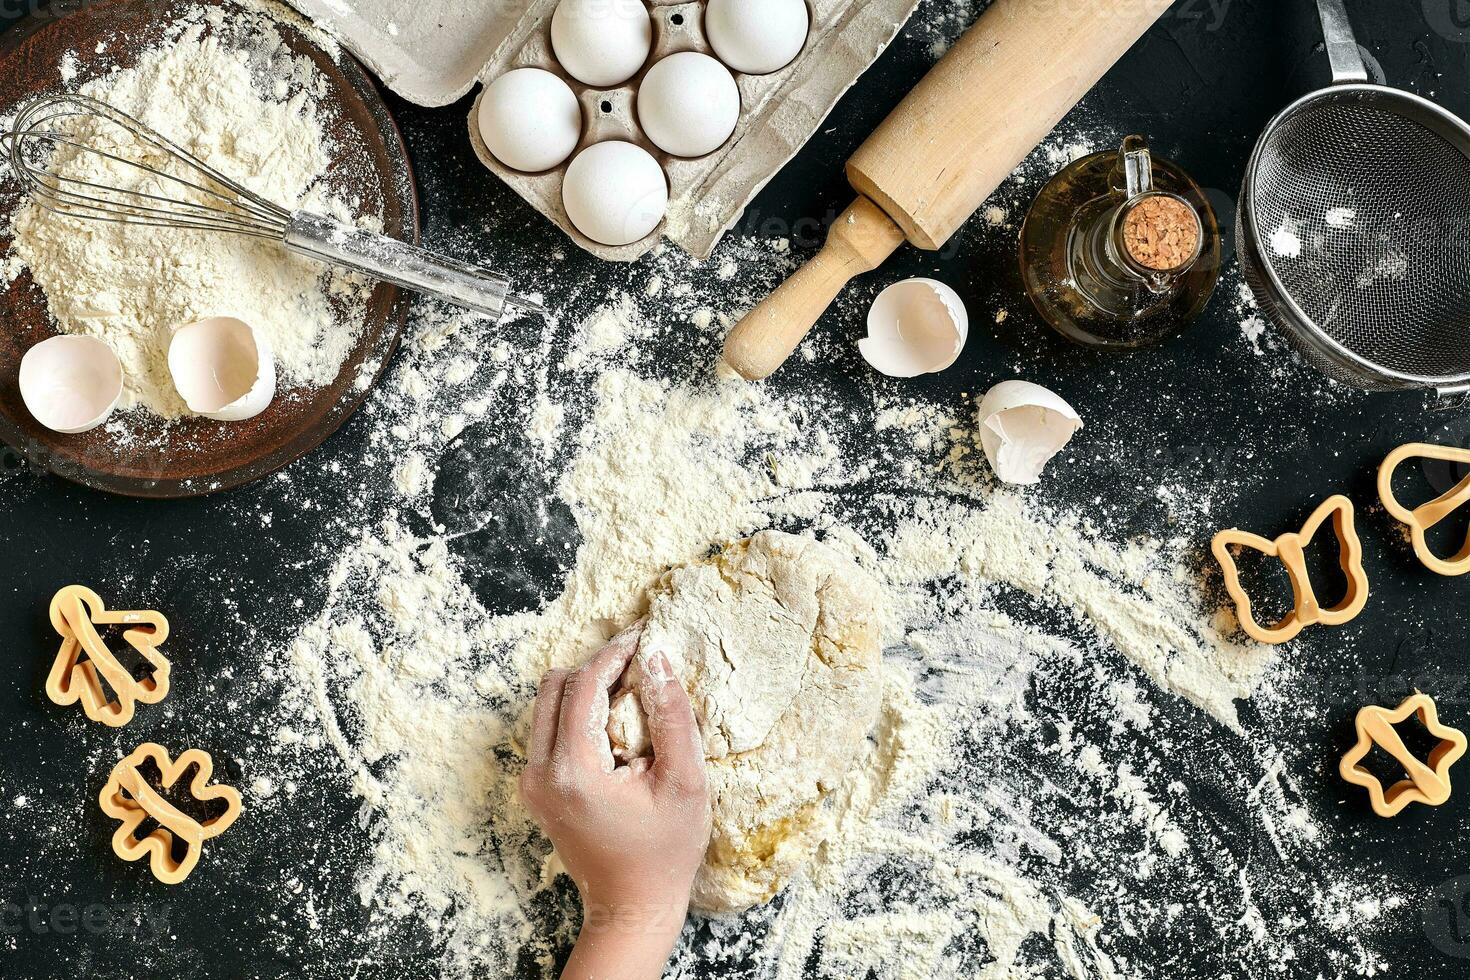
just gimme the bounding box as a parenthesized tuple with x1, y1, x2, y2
(1316, 0, 1368, 84)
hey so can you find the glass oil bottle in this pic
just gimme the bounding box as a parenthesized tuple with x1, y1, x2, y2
(1019, 135, 1221, 349)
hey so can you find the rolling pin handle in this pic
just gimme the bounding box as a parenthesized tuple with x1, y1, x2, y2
(721, 196, 905, 381)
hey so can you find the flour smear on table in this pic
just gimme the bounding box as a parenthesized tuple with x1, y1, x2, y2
(244, 247, 1398, 978)
(0, 2, 1407, 976)
(2, 1, 373, 420)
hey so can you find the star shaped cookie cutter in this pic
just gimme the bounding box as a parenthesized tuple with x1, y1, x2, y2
(1378, 443, 1470, 577)
(47, 585, 170, 727)
(99, 743, 243, 884)
(1340, 693, 1468, 818)
(1211, 494, 1369, 645)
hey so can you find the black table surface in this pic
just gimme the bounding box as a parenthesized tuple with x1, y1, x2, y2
(5, 1, 1470, 978)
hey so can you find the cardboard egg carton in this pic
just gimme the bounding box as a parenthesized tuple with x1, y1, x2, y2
(285, 0, 922, 261)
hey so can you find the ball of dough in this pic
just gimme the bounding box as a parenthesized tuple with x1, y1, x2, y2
(607, 689, 650, 762)
(551, 0, 653, 87)
(606, 530, 886, 914)
(705, 0, 810, 76)
(562, 141, 668, 247)
(637, 53, 741, 158)
(478, 69, 583, 173)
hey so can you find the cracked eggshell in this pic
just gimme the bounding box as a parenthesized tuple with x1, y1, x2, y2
(859, 278, 969, 378)
(977, 381, 1083, 486)
(19, 335, 123, 434)
(168, 317, 276, 422)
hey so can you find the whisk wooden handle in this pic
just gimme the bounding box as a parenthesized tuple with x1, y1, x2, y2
(285, 213, 522, 320)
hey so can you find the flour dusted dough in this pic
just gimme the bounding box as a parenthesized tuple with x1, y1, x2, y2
(607, 530, 885, 914)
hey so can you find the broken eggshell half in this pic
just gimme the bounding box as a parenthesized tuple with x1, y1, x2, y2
(859, 278, 969, 378)
(19, 335, 124, 434)
(167, 317, 276, 422)
(977, 381, 1083, 486)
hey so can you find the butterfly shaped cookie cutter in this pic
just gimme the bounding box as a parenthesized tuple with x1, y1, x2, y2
(1378, 443, 1470, 577)
(46, 585, 170, 727)
(99, 743, 243, 884)
(1211, 494, 1369, 645)
(1340, 693, 1467, 818)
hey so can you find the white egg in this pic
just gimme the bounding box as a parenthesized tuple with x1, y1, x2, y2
(551, 0, 653, 87)
(562, 141, 668, 246)
(478, 69, 583, 173)
(18, 335, 123, 434)
(705, 0, 810, 75)
(637, 52, 741, 158)
(168, 317, 276, 422)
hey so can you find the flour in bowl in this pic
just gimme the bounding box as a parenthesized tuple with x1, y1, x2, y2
(4, 3, 374, 418)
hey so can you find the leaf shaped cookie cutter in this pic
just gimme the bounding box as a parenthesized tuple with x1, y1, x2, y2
(47, 585, 170, 727)
(99, 743, 243, 885)
(1340, 693, 1467, 818)
(1211, 494, 1369, 645)
(1378, 443, 1470, 577)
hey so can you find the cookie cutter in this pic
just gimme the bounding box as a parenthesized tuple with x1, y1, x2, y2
(1340, 693, 1467, 818)
(1378, 443, 1470, 577)
(1211, 494, 1369, 645)
(99, 743, 243, 885)
(47, 585, 170, 727)
(47, 585, 170, 725)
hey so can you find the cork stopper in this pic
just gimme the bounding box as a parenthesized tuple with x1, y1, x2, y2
(1121, 195, 1200, 272)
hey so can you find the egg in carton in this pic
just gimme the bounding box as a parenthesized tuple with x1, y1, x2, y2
(284, 0, 920, 263)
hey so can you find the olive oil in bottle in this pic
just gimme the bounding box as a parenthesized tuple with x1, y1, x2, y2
(1019, 135, 1221, 349)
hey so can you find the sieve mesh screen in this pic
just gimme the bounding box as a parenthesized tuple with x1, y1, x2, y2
(1249, 98, 1470, 382)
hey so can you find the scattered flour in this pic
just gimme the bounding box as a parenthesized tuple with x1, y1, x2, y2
(920, 0, 976, 59)
(1046, 141, 1097, 169)
(11, 3, 1400, 970)
(1269, 219, 1304, 259)
(1241, 316, 1267, 351)
(249, 288, 1400, 980)
(58, 49, 79, 84)
(1356, 250, 1409, 289)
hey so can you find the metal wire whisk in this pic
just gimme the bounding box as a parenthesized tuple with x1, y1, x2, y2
(1, 93, 540, 320)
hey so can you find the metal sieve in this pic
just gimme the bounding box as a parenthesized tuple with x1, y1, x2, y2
(1239, 0, 1470, 402)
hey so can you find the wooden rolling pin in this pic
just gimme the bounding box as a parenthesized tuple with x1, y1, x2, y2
(722, 0, 1174, 380)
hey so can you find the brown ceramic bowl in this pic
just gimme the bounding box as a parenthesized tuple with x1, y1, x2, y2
(0, 0, 417, 497)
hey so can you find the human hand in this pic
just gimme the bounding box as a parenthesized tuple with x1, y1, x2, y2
(520, 626, 711, 980)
